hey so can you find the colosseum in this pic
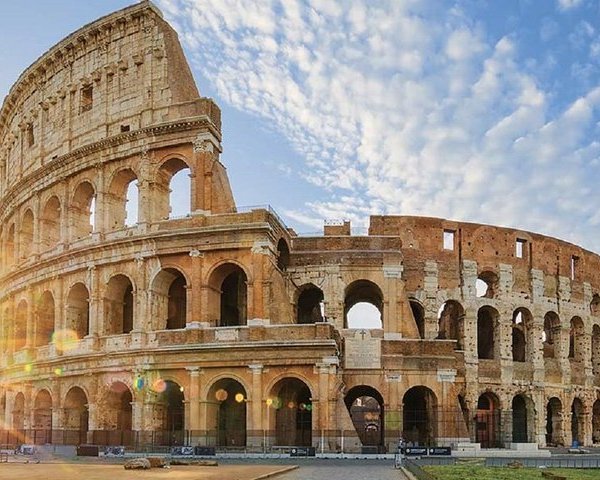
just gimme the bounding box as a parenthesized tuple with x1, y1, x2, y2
(1, 1, 599, 455)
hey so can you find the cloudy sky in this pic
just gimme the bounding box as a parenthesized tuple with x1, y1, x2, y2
(2, 1, 600, 250)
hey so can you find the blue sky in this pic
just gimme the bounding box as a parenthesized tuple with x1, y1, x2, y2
(2, 1, 600, 251)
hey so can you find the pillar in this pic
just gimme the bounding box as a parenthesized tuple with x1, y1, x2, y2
(248, 364, 263, 450)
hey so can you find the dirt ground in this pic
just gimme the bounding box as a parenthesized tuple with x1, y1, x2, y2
(0, 462, 297, 480)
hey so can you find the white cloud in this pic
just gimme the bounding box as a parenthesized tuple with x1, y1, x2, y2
(159, 0, 600, 251)
(557, 0, 584, 11)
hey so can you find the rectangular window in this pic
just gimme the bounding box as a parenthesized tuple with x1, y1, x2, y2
(26, 123, 34, 147)
(571, 255, 578, 281)
(80, 85, 93, 113)
(443, 230, 455, 250)
(515, 239, 526, 258)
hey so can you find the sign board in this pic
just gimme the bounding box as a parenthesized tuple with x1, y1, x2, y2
(104, 446, 125, 456)
(290, 446, 316, 457)
(170, 446, 194, 456)
(404, 447, 428, 456)
(428, 447, 451, 456)
(344, 330, 381, 369)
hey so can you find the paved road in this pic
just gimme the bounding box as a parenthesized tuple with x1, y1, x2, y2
(221, 459, 408, 480)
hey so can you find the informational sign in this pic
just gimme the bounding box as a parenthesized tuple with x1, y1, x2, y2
(344, 330, 381, 369)
(428, 447, 451, 456)
(290, 446, 316, 456)
(404, 447, 428, 456)
(104, 446, 125, 456)
(170, 446, 194, 456)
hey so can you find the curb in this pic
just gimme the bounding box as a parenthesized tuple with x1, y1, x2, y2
(250, 465, 299, 480)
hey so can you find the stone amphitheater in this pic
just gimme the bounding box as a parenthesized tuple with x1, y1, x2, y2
(1, 0, 599, 454)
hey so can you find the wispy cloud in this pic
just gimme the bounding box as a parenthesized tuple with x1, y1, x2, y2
(159, 0, 600, 250)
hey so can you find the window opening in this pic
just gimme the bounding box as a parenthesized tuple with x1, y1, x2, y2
(443, 230, 455, 250)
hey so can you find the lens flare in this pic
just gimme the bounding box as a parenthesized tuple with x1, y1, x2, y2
(235, 393, 245, 403)
(134, 377, 145, 391)
(215, 388, 228, 401)
(151, 378, 167, 393)
(54, 367, 63, 376)
(52, 329, 79, 352)
(24, 363, 33, 373)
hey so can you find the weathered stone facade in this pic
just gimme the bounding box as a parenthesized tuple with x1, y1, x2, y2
(1, 1, 599, 452)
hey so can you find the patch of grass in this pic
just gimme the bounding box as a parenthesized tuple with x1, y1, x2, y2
(424, 465, 600, 480)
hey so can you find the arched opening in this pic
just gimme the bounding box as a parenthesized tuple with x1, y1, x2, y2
(209, 264, 247, 327)
(33, 390, 52, 445)
(344, 280, 383, 329)
(151, 268, 187, 330)
(157, 158, 191, 219)
(402, 386, 437, 446)
(104, 275, 134, 335)
(12, 392, 25, 443)
(592, 325, 600, 377)
(159, 380, 185, 446)
(20, 209, 34, 258)
(546, 397, 564, 447)
(296, 284, 324, 324)
(344, 385, 384, 450)
(71, 181, 96, 239)
(276, 239, 290, 271)
(437, 300, 465, 349)
(512, 394, 534, 443)
(6, 223, 15, 266)
(409, 300, 425, 339)
(207, 378, 247, 447)
(15, 300, 27, 350)
(571, 398, 585, 446)
(569, 317, 585, 361)
(477, 306, 499, 360)
(476, 271, 498, 298)
(591, 294, 600, 316)
(593, 399, 600, 444)
(270, 378, 312, 447)
(476, 392, 501, 448)
(107, 169, 138, 229)
(40, 196, 61, 251)
(543, 312, 561, 359)
(64, 387, 89, 445)
(36, 291, 55, 347)
(66, 283, 90, 339)
(512, 308, 532, 362)
(102, 382, 133, 446)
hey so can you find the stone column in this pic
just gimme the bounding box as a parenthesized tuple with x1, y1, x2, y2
(189, 251, 203, 325)
(248, 364, 263, 450)
(187, 367, 201, 433)
(25, 288, 34, 349)
(87, 266, 100, 348)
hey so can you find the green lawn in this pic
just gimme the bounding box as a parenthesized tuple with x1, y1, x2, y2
(424, 465, 600, 480)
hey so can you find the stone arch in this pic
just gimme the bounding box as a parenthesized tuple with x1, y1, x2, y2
(104, 274, 134, 335)
(157, 380, 185, 446)
(36, 290, 55, 347)
(64, 386, 89, 445)
(593, 399, 600, 444)
(569, 317, 585, 361)
(591, 294, 600, 316)
(12, 392, 25, 431)
(543, 311, 561, 358)
(512, 308, 533, 362)
(344, 385, 385, 449)
(546, 397, 564, 447)
(106, 168, 138, 229)
(99, 381, 133, 446)
(66, 282, 90, 339)
(512, 393, 535, 443)
(402, 386, 438, 446)
(15, 299, 27, 350)
(571, 397, 585, 446)
(151, 268, 187, 330)
(268, 377, 312, 447)
(206, 378, 248, 447)
(476, 392, 502, 448)
(156, 156, 192, 219)
(40, 195, 61, 251)
(476, 270, 499, 298)
(5, 222, 15, 266)
(71, 180, 96, 239)
(276, 238, 290, 271)
(32, 389, 53, 444)
(592, 325, 600, 377)
(409, 299, 425, 339)
(477, 306, 499, 360)
(344, 279, 383, 329)
(437, 300, 464, 349)
(296, 283, 324, 324)
(20, 208, 34, 258)
(208, 262, 248, 327)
